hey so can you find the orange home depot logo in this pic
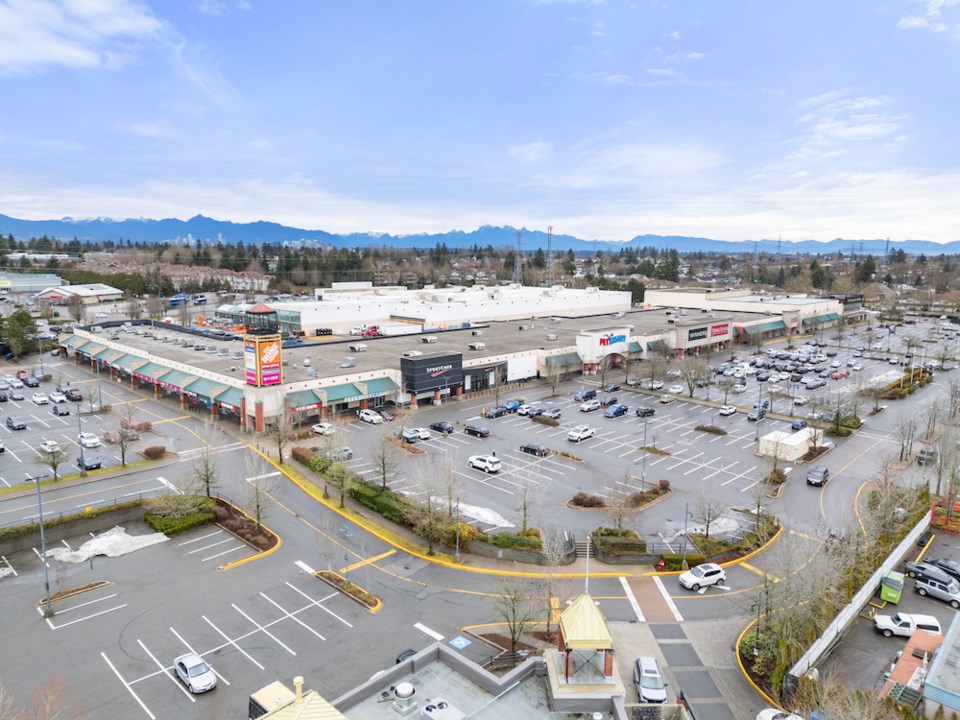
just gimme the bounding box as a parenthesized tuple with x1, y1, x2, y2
(260, 341, 280, 365)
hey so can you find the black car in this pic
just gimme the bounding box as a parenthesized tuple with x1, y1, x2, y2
(65, 388, 83, 402)
(52, 404, 70, 416)
(0, 392, 7, 403)
(602, 383, 621, 392)
(378, 410, 395, 422)
(635, 406, 655, 417)
(520, 443, 549, 457)
(746, 408, 765, 421)
(6, 416, 26, 430)
(429, 421, 455, 435)
(23, 377, 40, 388)
(484, 406, 508, 419)
(527, 407, 545, 417)
(464, 424, 490, 438)
(78, 454, 102, 471)
(926, 557, 960, 581)
(600, 396, 618, 407)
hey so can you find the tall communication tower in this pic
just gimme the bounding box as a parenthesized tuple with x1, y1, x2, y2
(512, 229, 522, 283)
(544, 225, 555, 287)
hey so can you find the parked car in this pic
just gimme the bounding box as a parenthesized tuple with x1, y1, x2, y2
(580, 399, 601, 412)
(311, 422, 335, 435)
(78, 432, 102, 448)
(635, 406, 655, 417)
(467, 455, 501, 473)
(923, 557, 960, 581)
(904, 561, 954, 585)
(915, 575, 960, 608)
(520, 442, 549, 457)
(746, 408, 765, 421)
(32, 392, 49, 405)
(541, 407, 562, 419)
(9, 390, 24, 401)
(319, 447, 353, 462)
(732, 384, 747, 394)
(503, 399, 524, 412)
(755, 709, 804, 720)
(790, 419, 807, 431)
(873, 612, 942, 638)
(793, 395, 808, 406)
(603, 404, 628, 418)
(484, 406, 509, 419)
(49, 391, 67, 403)
(633, 655, 668, 704)
(51, 403, 70, 416)
(463, 424, 490, 438)
(516, 404, 534, 416)
(77, 454, 102, 471)
(678, 562, 726, 591)
(65, 388, 83, 402)
(659, 394, 676, 404)
(23, 377, 39, 388)
(567, 425, 595, 442)
(358, 408, 383, 424)
(600, 396, 618, 407)
(173, 652, 217, 694)
(411, 427, 432, 441)
(917, 448, 938, 466)
(39, 440, 61, 453)
(399, 429, 419, 444)
(378, 409, 395, 421)
(718, 405, 737, 416)
(806, 466, 830, 486)
(668, 384, 684, 394)
(573, 389, 597, 402)
(643, 379, 664, 390)
(602, 383, 620, 392)
(429, 421, 455, 434)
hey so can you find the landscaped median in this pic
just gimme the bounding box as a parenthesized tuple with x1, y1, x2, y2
(314, 569, 381, 612)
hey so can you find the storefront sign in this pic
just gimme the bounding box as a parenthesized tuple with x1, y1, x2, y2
(687, 327, 708, 341)
(710, 323, 729, 337)
(245, 334, 283, 387)
(402, 352, 463, 393)
(599, 332, 627, 346)
(158, 380, 181, 392)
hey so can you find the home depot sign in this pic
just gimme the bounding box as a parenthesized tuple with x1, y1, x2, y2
(576, 327, 630, 364)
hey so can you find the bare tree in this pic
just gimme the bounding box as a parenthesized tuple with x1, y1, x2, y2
(37, 444, 69, 481)
(114, 406, 138, 467)
(370, 426, 401, 492)
(895, 412, 917, 461)
(492, 577, 537, 657)
(605, 473, 641, 533)
(677, 356, 708, 398)
(267, 413, 293, 464)
(921, 399, 942, 442)
(544, 359, 565, 397)
(327, 460, 357, 510)
(540, 530, 575, 643)
(188, 443, 221, 497)
(66, 296, 85, 323)
(693, 484, 725, 540)
(146, 296, 166, 320)
(246, 474, 276, 530)
(403, 468, 444, 555)
(434, 450, 465, 518)
(514, 471, 543, 534)
(126, 294, 143, 320)
(949, 378, 960, 418)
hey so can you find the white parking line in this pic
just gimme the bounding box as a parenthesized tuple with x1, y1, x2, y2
(285, 582, 353, 627)
(260, 592, 326, 641)
(202, 615, 265, 669)
(178, 529, 223, 546)
(295, 560, 316, 574)
(102, 652, 156, 720)
(414, 622, 444, 641)
(137, 639, 195, 702)
(232, 603, 297, 655)
(652, 576, 684, 622)
(187, 538, 234, 555)
(202, 545, 248, 562)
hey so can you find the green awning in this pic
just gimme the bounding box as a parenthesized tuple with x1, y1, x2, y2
(111, 354, 146, 371)
(759, 320, 786, 332)
(546, 351, 582, 368)
(99, 351, 129, 365)
(628, 341, 641, 353)
(359, 377, 399, 397)
(802, 312, 841, 325)
(317, 383, 362, 404)
(131, 362, 166, 380)
(155, 369, 196, 391)
(287, 389, 322, 411)
(182, 377, 229, 399)
(216, 386, 244, 409)
(62, 336, 82, 348)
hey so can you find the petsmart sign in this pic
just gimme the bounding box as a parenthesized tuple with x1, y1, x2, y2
(576, 327, 630, 364)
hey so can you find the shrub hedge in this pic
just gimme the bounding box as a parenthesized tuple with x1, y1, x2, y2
(144, 511, 215, 535)
(142, 445, 166, 460)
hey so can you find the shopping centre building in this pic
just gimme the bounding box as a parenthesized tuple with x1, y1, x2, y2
(59, 285, 860, 431)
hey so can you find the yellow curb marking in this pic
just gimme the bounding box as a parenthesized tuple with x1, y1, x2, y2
(740, 561, 781, 583)
(339, 549, 396, 574)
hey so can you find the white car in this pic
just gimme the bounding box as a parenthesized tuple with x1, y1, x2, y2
(358, 409, 383, 424)
(516, 404, 534, 416)
(95, 312, 109, 319)
(668, 384, 684, 394)
(732, 384, 747, 394)
(567, 425, 596, 442)
(467, 455, 501, 473)
(49, 391, 67, 403)
(851, 364, 864, 372)
(644, 379, 664, 390)
(32, 392, 49, 405)
(173, 652, 217, 694)
(412, 427, 432, 441)
(9, 379, 23, 389)
(39, 440, 61, 454)
(311, 422, 335, 436)
(756, 710, 804, 720)
(580, 399, 601, 412)
(718, 405, 737, 416)
(78, 432, 101, 448)
(793, 395, 808, 406)
(678, 562, 726, 591)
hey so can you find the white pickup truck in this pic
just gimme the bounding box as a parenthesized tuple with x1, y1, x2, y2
(873, 612, 942, 638)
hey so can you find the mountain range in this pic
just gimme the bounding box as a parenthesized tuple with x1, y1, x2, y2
(1, 213, 957, 255)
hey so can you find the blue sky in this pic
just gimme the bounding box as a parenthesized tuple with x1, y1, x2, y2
(1, 0, 959, 243)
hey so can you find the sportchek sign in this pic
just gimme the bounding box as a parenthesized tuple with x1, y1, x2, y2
(710, 323, 729, 337)
(401, 352, 463, 393)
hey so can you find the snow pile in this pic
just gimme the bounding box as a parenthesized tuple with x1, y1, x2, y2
(48, 526, 169, 564)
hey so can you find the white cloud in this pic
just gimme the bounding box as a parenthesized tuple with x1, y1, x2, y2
(195, 0, 227, 16)
(121, 122, 181, 140)
(0, 0, 163, 75)
(508, 141, 554, 163)
(899, 0, 959, 33)
(789, 91, 907, 160)
(169, 39, 248, 111)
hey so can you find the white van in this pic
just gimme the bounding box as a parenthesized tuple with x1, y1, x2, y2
(422, 336, 437, 344)
(468, 342, 487, 351)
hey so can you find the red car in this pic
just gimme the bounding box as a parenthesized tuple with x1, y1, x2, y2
(15, 370, 28, 381)
(830, 370, 848, 380)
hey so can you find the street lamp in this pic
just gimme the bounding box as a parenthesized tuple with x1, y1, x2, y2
(640, 420, 649, 483)
(26, 474, 54, 618)
(680, 502, 692, 570)
(454, 496, 461, 563)
(751, 600, 762, 655)
(77, 412, 86, 476)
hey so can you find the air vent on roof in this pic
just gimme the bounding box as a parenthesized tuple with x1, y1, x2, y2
(471, 330, 483, 336)
(392, 683, 418, 717)
(546, 333, 557, 341)
(420, 697, 465, 720)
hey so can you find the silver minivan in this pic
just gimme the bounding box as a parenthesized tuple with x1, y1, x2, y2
(916, 576, 960, 608)
(633, 656, 667, 703)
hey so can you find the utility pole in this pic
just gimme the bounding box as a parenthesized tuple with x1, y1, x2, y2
(512, 229, 522, 284)
(544, 225, 555, 287)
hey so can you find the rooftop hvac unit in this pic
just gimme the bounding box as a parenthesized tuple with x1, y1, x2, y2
(546, 333, 557, 341)
(392, 683, 418, 717)
(471, 330, 483, 336)
(420, 698, 465, 720)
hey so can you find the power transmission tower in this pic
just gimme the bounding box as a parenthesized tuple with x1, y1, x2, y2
(512, 229, 522, 283)
(544, 225, 555, 287)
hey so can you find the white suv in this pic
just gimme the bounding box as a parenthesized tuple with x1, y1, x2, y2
(567, 425, 595, 442)
(678, 562, 726, 591)
(579, 399, 601, 412)
(467, 455, 501, 473)
(78, 432, 102, 448)
(358, 409, 383, 424)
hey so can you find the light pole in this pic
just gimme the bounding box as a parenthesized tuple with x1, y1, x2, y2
(454, 496, 461, 563)
(38, 335, 45, 377)
(680, 502, 690, 570)
(755, 384, 763, 442)
(96, 361, 103, 409)
(77, 412, 86, 476)
(751, 600, 762, 655)
(26, 474, 54, 618)
(641, 420, 649, 483)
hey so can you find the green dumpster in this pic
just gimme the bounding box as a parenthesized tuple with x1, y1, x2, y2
(880, 570, 905, 604)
